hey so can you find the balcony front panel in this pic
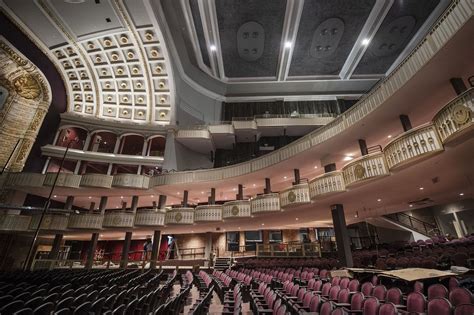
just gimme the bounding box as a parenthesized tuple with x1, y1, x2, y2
(194, 205, 223, 222)
(68, 213, 104, 229)
(280, 183, 311, 208)
(309, 171, 346, 199)
(29, 213, 69, 231)
(6, 173, 45, 188)
(102, 211, 135, 228)
(208, 124, 235, 135)
(222, 200, 251, 219)
(342, 153, 390, 187)
(44, 173, 82, 188)
(384, 123, 444, 170)
(165, 208, 194, 225)
(112, 174, 150, 189)
(255, 116, 334, 128)
(232, 120, 257, 130)
(0, 214, 31, 231)
(251, 193, 281, 214)
(134, 209, 166, 226)
(433, 88, 474, 144)
(176, 129, 211, 140)
(80, 174, 114, 188)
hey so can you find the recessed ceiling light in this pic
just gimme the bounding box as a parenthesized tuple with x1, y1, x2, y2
(314, 166, 318, 169)
(201, 191, 204, 194)
(295, 218, 299, 221)
(409, 204, 413, 207)
(284, 41, 292, 48)
(283, 176, 287, 179)
(387, 135, 392, 138)
(88, 196, 92, 199)
(419, 187, 424, 190)
(253, 184, 256, 187)
(177, 192, 180, 195)
(377, 198, 382, 202)
(238, 227, 241, 229)
(116, 206, 119, 208)
(343, 156, 354, 161)
(233, 188, 237, 191)
(53, 195, 57, 198)
(191, 231, 194, 233)
(361, 38, 370, 46)
(210, 45, 217, 51)
(151, 195, 154, 198)
(459, 193, 464, 196)
(261, 223, 265, 226)
(120, 196, 124, 199)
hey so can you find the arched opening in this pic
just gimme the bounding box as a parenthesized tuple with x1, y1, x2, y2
(56, 127, 88, 150)
(147, 136, 166, 157)
(88, 131, 117, 153)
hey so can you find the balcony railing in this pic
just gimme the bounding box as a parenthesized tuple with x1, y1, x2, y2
(102, 211, 135, 228)
(194, 205, 223, 222)
(250, 193, 281, 214)
(222, 200, 251, 219)
(309, 171, 346, 199)
(29, 213, 69, 231)
(44, 173, 82, 188)
(342, 153, 390, 187)
(279, 183, 311, 208)
(68, 213, 104, 229)
(80, 174, 114, 188)
(112, 174, 149, 189)
(0, 213, 31, 231)
(256, 241, 321, 257)
(165, 208, 194, 224)
(134, 209, 166, 226)
(384, 212, 441, 237)
(384, 123, 444, 170)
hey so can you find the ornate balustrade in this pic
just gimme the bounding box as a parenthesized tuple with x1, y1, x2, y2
(280, 183, 311, 208)
(68, 213, 104, 229)
(342, 153, 390, 187)
(209, 124, 234, 135)
(384, 123, 444, 170)
(194, 205, 223, 222)
(309, 171, 346, 199)
(250, 193, 281, 214)
(232, 120, 257, 130)
(222, 200, 251, 219)
(0, 213, 31, 231)
(165, 208, 194, 224)
(433, 88, 474, 144)
(102, 211, 135, 228)
(112, 174, 149, 189)
(29, 213, 69, 231)
(134, 209, 166, 226)
(44, 173, 82, 188)
(80, 174, 114, 188)
(5, 173, 45, 188)
(176, 129, 211, 139)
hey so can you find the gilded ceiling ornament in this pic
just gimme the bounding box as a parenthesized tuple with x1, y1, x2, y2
(452, 104, 472, 125)
(175, 212, 183, 222)
(288, 191, 296, 203)
(231, 206, 239, 216)
(354, 164, 366, 179)
(16, 139, 32, 162)
(29, 110, 45, 132)
(13, 75, 41, 100)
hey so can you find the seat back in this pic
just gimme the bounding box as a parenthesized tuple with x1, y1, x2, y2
(372, 285, 387, 301)
(362, 297, 380, 315)
(309, 294, 320, 312)
(449, 287, 473, 306)
(328, 285, 340, 301)
(339, 277, 350, 289)
(321, 282, 332, 296)
(337, 288, 350, 304)
(350, 292, 364, 311)
(319, 301, 335, 315)
(406, 292, 427, 313)
(275, 304, 287, 315)
(348, 279, 360, 292)
(427, 298, 453, 315)
(386, 287, 402, 305)
(302, 291, 314, 307)
(331, 276, 340, 286)
(428, 284, 448, 300)
(454, 303, 474, 315)
(33, 302, 54, 315)
(379, 302, 397, 315)
(361, 282, 374, 296)
(314, 280, 323, 291)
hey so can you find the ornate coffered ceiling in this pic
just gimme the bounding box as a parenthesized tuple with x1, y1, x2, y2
(1, 0, 174, 124)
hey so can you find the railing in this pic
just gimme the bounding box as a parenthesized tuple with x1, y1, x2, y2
(222, 200, 251, 219)
(250, 193, 281, 214)
(0, 213, 32, 231)
(342, 152, 389, 187)
(230, 245, 257, 258)
(309, 171, 346, 198)
(433, 88, 474, 143)
(256, 242, 321, 257)
(279, 182, 311, 208)
(112, 174, 149, 189)
(134, 209, 166, 226)
(194, 205, 223, 222)
(165, 208, 195, 224)
(102, 211, 135, 228)
(177, 247, 206, 260)
(5, 173, 45, 187)
(43, 172, 82, 188)
(384, 212, 441, 237)
(80, 173, 114, 188)
(67, 213, 104, 229)
(28, 213, 69, 231)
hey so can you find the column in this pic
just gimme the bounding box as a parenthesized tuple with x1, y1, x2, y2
(120, 231, 133, 268)
(293, 169, 300, 185)
(74, 132, 92, 174)
(182, 190, 188, 207)
(358, 139, 368, 156)
(264, 178, 271, 194)
(330, 204, 353, 267)
(450, 77, 467, 95)
(65, 195, 74, 210)
(150, 230, 162, 269)
(137, 138, 148, 174)
(236, 184, 243, 200)
(399, 115, 412, 132)
(98, 196, 108, 214)
(85, 232, 99, 269)
(107, 136, 122, 175)
(131, 195, 139, 213)
(204, 232, 213, 267)
(48, 233, 63, 260)
(208, 188, 216, 205)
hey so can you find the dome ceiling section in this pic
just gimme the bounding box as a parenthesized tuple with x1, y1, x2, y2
(353, 0, 442, 75)
(1, 0, 174, 125)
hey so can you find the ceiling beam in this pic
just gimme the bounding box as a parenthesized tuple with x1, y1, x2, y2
(339, 0, 394, 80)
(276, 0, 304, 81)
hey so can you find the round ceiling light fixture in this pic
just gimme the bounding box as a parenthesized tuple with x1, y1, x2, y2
(64, 0, 85, 4)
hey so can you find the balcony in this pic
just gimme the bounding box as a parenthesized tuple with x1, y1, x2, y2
(80, 174, 114, 188)
(134, 209, 166, 226)
(0, 213, 31, 231)
(102, 211, 135, 228)
(165, 208, 195, 224)
(29, 212, 69, 231)
(194, 205, 223, 222)
(384, 123, 444, 170)
(68, 213, 104, 229)
(222, 200, 251, 219)
(342, 152, 390, 187)
(44, 173, 82, 188)
(309, 171, 346, 199)
(433, 88, 474, 144)
(175, 128, 214, 154)
(5, 173, 45, 188)
(280, 183, 311, 208)
(250, 193, 281, 214)
(112, 174, 150, 189)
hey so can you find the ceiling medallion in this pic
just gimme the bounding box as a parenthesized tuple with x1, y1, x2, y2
(375, 16, 416, 57)
(13, 75, 41, 99)
(231, 206, 239, 216)
(354, 164, 366, 179)
(452, 104, 472, 125)
(237, 21, 265, 61)
(310, 18, 344, 59)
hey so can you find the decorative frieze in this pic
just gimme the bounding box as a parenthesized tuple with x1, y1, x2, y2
(280, 183, 311, 208)
(251, 193, 281, 214)
(194, 205, 223, 222)
(222, 200, 251, 219)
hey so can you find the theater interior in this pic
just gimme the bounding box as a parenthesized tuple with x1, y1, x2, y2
(0, 0, 473, 314)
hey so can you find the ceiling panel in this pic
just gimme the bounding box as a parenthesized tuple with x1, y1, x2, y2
(189, 0, 211, 68)
(48, 0, 124, 39)
(289, 0, 376, 76)
(353, 0, 441, 75)
(123, 0, 152, 28)
(215, 0, 287, 78)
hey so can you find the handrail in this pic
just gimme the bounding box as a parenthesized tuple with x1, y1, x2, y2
(384, 212, 441, 237)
